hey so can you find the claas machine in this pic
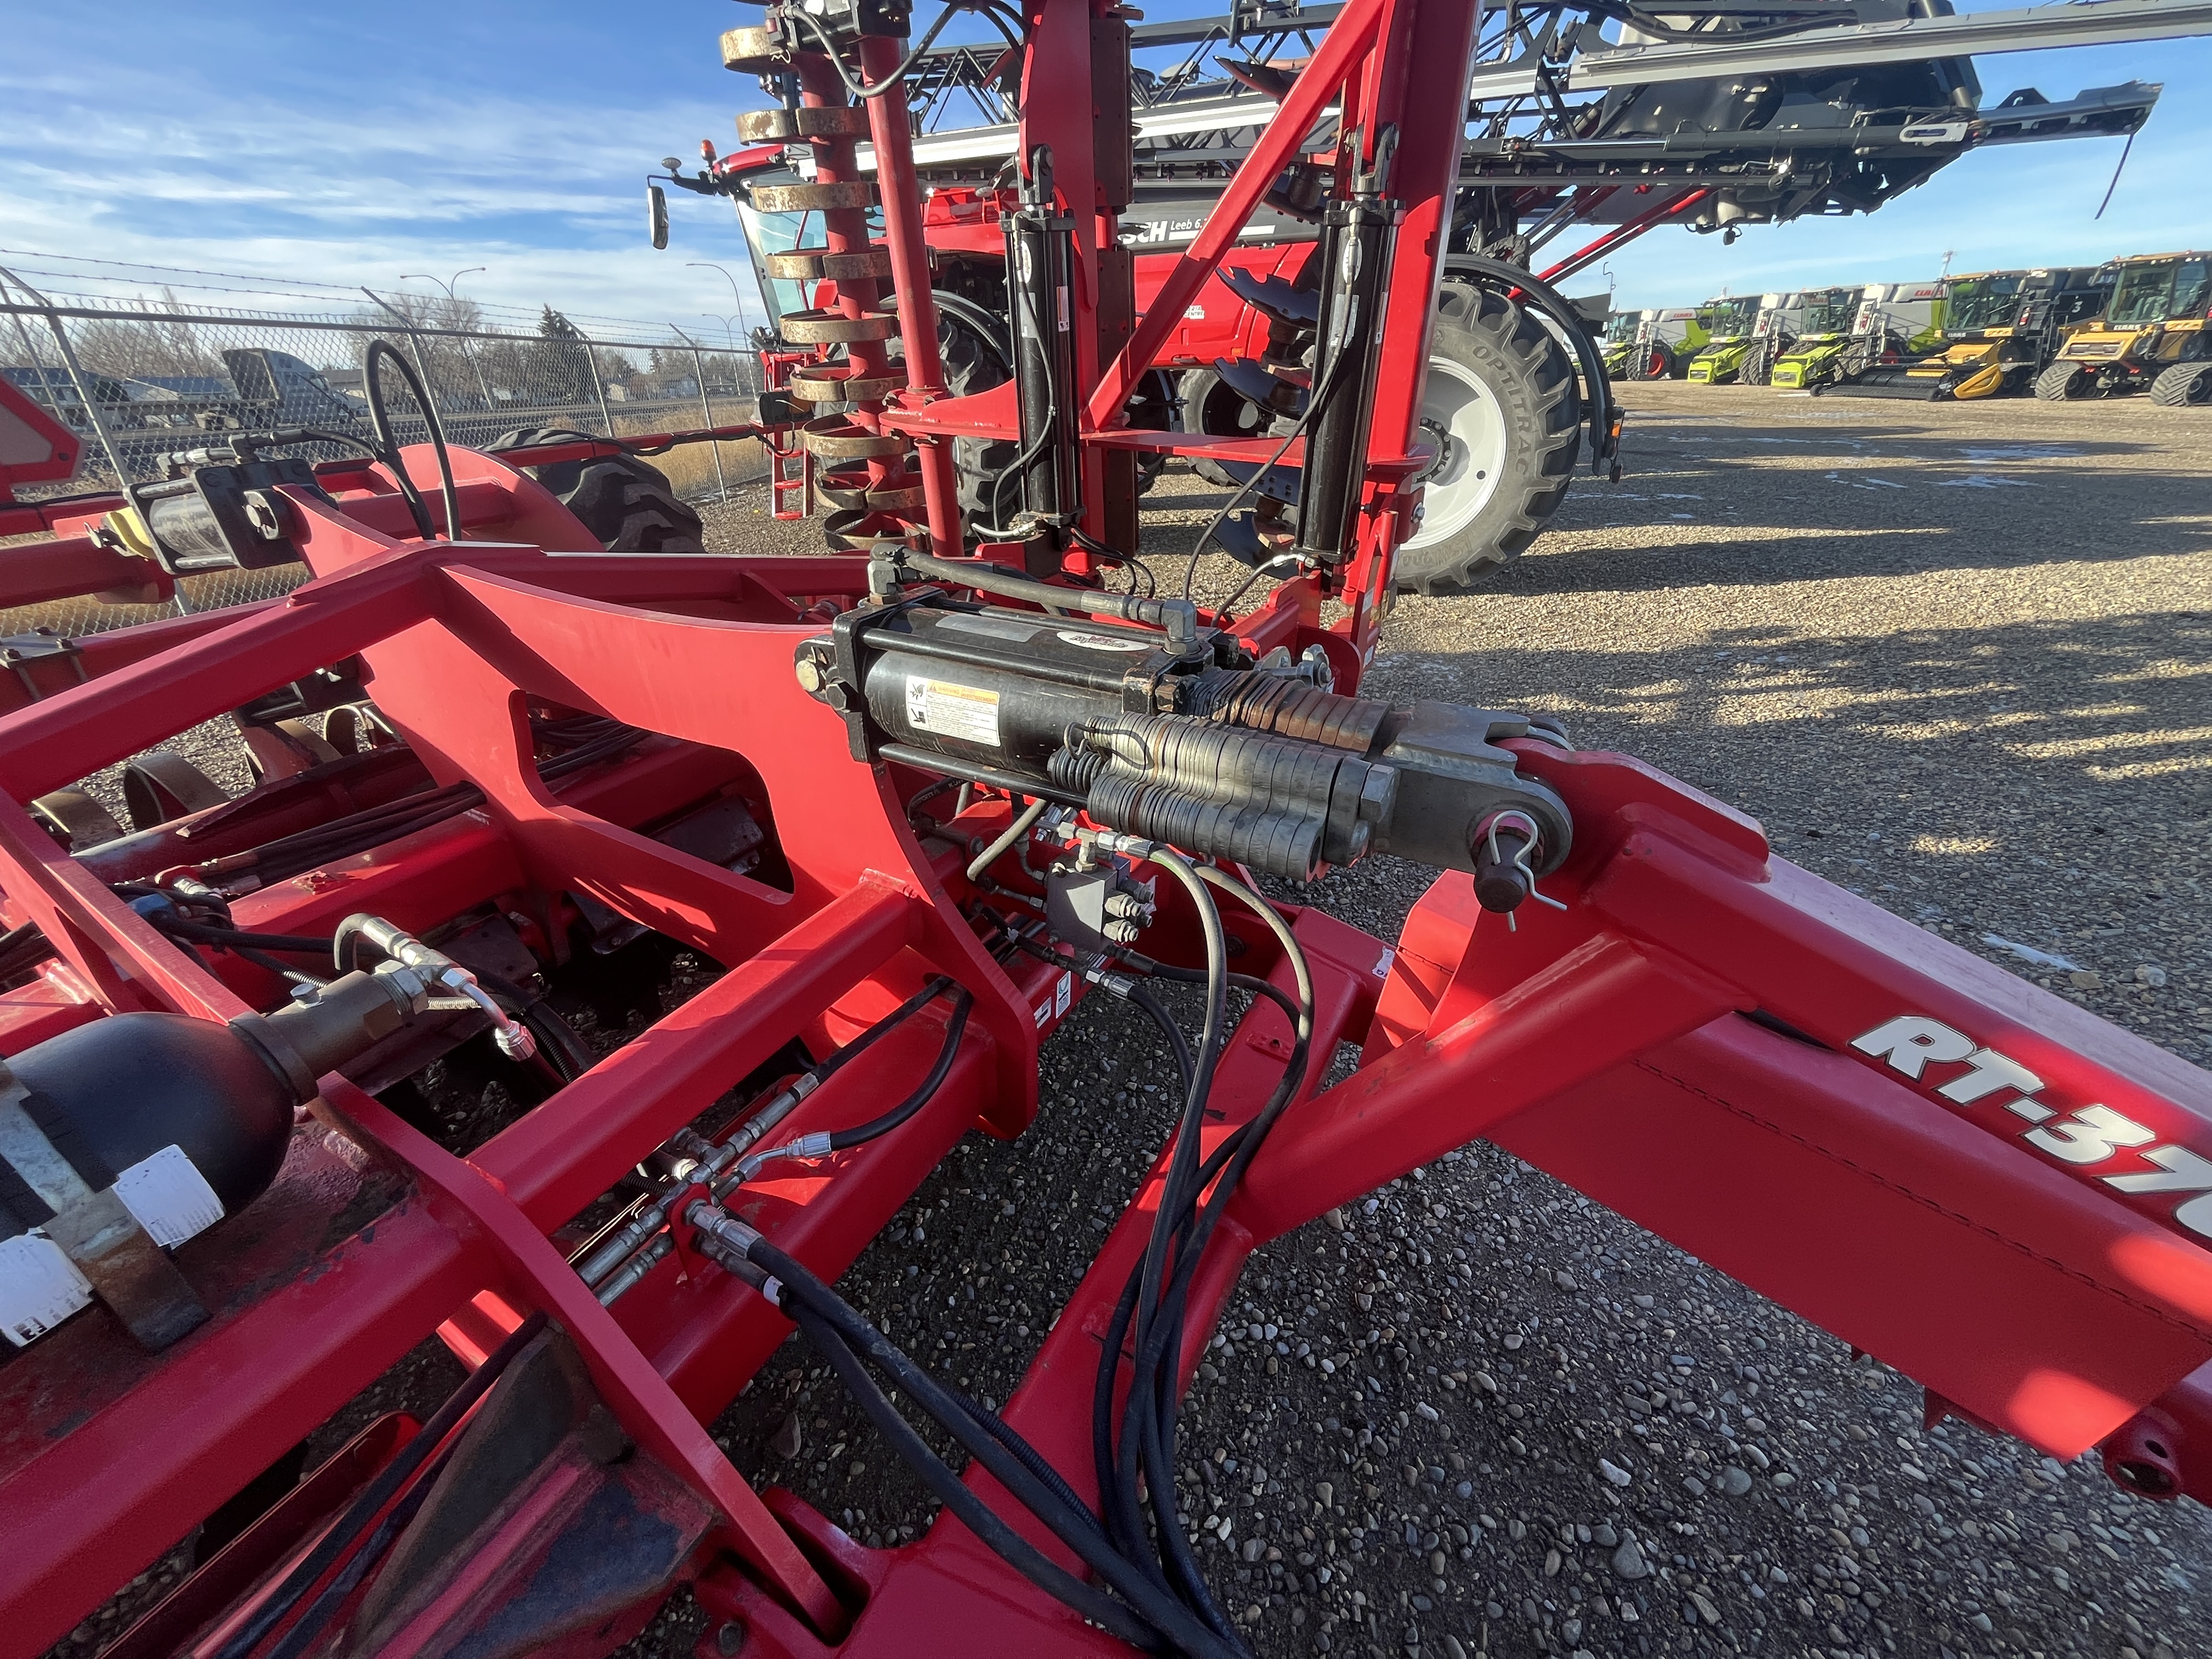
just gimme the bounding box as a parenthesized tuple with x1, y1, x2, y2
(5, 2, 2212, 1658)
(2036, 250, 2212, 404)
(1599, 305, 1702, 380)
(1679, 295, 1765, 383)
(1820, 266, 2108, 399)
(658, 0, 2182, 586)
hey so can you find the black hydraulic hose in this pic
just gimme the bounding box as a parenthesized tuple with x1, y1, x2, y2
(1087, 865, 1316, 1646)
(153, 918, 340, 955)
(825, 990, 973, 1150)
(476, 971, 599, 1086)
(814, 977, 957, 1092)
(206, 1310, 548, 1659)
(285, 428, 386, 460)
(789, 1303, 1165, 1650)
(788, 0, 978, 100)
(363, 338, 462, 543)
(1109, 849, 1241, 1642)
(1180, 337, 1362, 600)
(746, 1239, 1245, 1659)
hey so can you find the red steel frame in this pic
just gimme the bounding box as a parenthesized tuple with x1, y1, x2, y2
(2, 2, 2210, 1655)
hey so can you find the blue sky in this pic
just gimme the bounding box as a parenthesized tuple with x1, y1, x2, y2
(1, 0, 2205, 330)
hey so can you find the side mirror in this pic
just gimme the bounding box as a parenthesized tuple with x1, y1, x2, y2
(648, 183, 670, 251)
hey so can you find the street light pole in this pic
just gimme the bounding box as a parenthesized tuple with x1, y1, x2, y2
(400, 267, 493, 414)
(687, 263, 753, 335)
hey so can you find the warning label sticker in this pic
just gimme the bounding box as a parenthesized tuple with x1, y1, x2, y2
(906, 678, 1001, 748)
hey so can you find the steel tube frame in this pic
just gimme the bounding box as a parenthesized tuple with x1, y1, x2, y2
(3, 3, 2210, 1656)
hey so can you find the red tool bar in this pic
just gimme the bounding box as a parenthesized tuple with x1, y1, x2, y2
(1086, 0, 1385, 427)
(1537, 187, 1712, 285)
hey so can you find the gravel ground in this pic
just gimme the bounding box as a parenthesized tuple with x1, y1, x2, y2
(639, 385, 2212, 1659)
(33, 386, 2212, 1658)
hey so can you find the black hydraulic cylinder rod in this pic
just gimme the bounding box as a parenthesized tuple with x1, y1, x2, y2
(1003, 145, 1083, 537)
(1293, 166, 1400, 566)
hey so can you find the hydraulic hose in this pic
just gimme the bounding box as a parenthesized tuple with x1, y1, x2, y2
(825, 990, 972, 1150)
(729, 1231, 1246, 1659)
(362, 338, 462, 543)
(965, 796, 1049, 885)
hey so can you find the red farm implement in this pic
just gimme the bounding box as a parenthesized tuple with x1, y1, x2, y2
(1, 2, 2210, 1657)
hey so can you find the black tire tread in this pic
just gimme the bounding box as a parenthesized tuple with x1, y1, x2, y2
(494, 427, 706, 553)
(1391, 284, 1579, 596)
(2034, 361, 2090, 402)
(2149, 360, 2212, 407)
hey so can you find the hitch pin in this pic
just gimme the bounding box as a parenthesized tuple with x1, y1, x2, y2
(1486, 811, 1568, 932)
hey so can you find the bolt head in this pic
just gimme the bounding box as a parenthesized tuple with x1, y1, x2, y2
(794, 656, 828, 693)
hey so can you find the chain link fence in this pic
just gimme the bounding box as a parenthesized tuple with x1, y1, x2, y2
(2, 268, 772, 635)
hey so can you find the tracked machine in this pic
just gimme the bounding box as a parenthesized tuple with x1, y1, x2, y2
(6, 3, 2212, 1658)
(1820, 266, 2108, 398)
(2036, 249, 2212, 403)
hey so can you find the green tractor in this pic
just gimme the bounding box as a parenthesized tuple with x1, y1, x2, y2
(1770, 286, 1908, 390)
(1598, 307, 1700, 380)
(1743, 290, 1867, 389)
(1681, 296, 1769, 384)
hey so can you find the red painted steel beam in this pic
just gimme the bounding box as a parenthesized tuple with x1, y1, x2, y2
(1086, 0, 1384, 427)
(0, 1184, 481, 1658)
(324, 1082, 851, 1639)
(480, 878, 918, 1229)
(0, 534, 167, 610)
(1537, 187, 1711, 285)
(861, 32, 964, 557)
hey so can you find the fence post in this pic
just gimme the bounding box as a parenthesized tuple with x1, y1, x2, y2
(578, 329, 619, 439)
(0, 267, 137, 497)
(671, 326, 730, 505)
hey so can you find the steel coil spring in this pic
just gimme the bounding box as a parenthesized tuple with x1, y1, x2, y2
(725, 47, 923, 551)
(1085, 771, 1324, 881)
(1077, 714, 1351, 821)
(1190, 670, 1389, 752)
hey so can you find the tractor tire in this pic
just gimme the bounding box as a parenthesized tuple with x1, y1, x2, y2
(927, 302, 1019, 527)
(1177, 365, 1270, 487)
(1390, 283, 1579, 596)
(494, 428, 705, 552)
(1635, 342, 1673, 380)
(2150, 360, 2212, 406)
(2034, 362, 2093, 402)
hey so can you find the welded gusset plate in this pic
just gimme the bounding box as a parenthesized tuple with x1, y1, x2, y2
(779, 308, 901, 345)
(751, 182, 879, 215)
(788, 366, 903, 405)
(735, 105, 872, 142)
(767, 246, 894, 282)
(801, 418, 905, 461)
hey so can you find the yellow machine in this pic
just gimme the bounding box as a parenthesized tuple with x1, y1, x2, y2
(2036, 252, 2211, 402)
(1826, 268, 2108, 399)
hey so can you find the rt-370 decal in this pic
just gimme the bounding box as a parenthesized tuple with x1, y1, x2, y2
(1851, 1015, 2212, 1242)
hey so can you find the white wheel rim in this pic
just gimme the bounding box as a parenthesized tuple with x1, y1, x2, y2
(1404, 357, 1508, 550)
